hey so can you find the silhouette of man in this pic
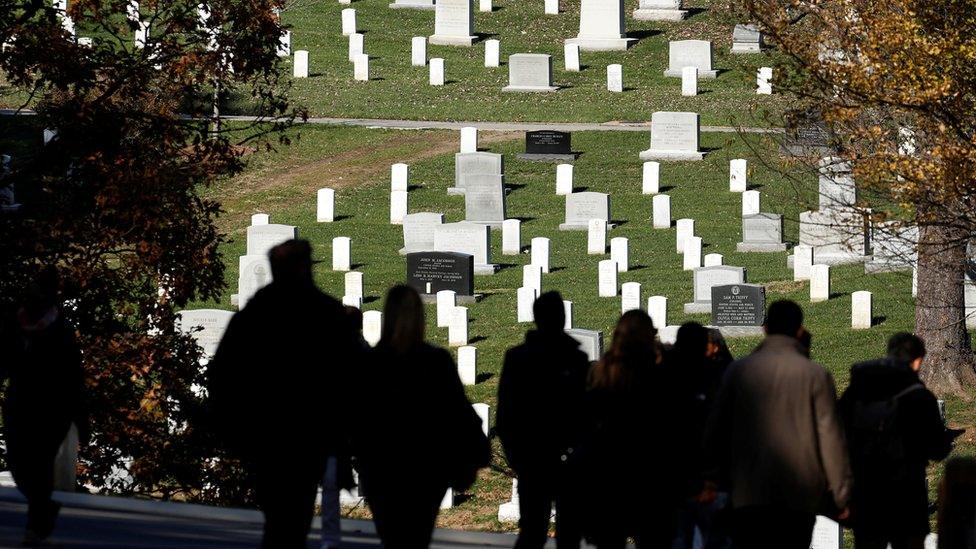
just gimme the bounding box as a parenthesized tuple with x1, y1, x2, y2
(840, 333, 959, 549)
(497, 291, 589, 548)
(208, 240, 356, 549)
(0, 269, 84, 546)
(704, 300, 852, 549)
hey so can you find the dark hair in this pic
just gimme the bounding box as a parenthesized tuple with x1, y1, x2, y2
(345, 305, 363, 333)
(381, 285, 425, 354)
(590, 310, 658, 391)
(675, 322, 709, 360)
(533, 291, 565, 332)
(887, 332, 926, 363)
(937, 457, 976, 549)
(765, 300, 804, 337)
(707, 328, 734, 366)
(269, 239, 313, 284)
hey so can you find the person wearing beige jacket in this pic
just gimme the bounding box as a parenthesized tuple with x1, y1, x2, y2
(704, 300, 853, 549)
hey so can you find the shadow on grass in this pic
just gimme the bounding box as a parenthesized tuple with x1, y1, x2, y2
(469, 335, 488, 344)
(476, 372, 494, 384)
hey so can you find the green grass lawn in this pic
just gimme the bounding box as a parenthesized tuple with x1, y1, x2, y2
(199, 123, 974, 531)
(245, 0, 789, 125)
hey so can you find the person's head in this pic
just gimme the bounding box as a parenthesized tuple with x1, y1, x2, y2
(706, 328, 733, 365)
(21, 266, 61, 319)
(381, 285, 425, 354)
(887, 332, 926, 372)
(675, 322, 709, 360)
(763, 300, 804, 339)
(533, 291, 565, 333)
(344, 305, 363, 333)
(268, 239, 314, 285)
(590, 310, 658, 391)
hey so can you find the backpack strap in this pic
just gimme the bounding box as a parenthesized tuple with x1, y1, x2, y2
(891, 383, 925, 401)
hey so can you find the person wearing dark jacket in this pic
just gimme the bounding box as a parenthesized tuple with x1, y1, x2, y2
(0, 270, 84, 546)
(207, 240, 358, 549)
(580, 309, 685, 548)
(703, 300, 852, 549)
(351, 285, 489, 549)
(497, 291, 590, 549)
(839, 333, 957, 549)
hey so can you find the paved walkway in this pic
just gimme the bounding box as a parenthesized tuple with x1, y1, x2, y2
(220, 115, 782, 134)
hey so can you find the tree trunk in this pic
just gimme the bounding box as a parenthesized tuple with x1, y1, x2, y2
(915, 223, 976, 395)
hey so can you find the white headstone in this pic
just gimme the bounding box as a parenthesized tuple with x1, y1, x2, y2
(353, 54, 369, 81)
(464, 174, 506, 227)
(391, 163, 409, 192)
(363, 310, 382, 347)
(522, 264, 542, 295)
(676, 218, 694, 253)
(341, 8, 356, 35)
(561, 192, 610, 230)
(449, 306, 468, 346)
(293, 50, 309, 78)
(665, 40, 716, 78)
(757, 66, 772, 94)
(176, 309, 234, 359)
(434, 222, 494, 272)
(652, 194, 671, 229)
(458, 346, 477, 385)
(479, 0, 492, 11)
(634, 0, 688, 20)
(502, 219, 521, 255)
(246, 224, 297, 257)
(460, 126, 478, 153)
(531, 237, 550, 273)
(315, 188, 334, 222)
(742, 190, 760, 217)
(621, 282, 641, 313)
(563, 300, 573, 330)
(810, 516, 842, 549)
(436, 290, 456, 327)
(430, 0, 476, 46)
(333, 237, 351, 271)
(485, 39, 500, 67)
(556, 164, 574, 195)
(238, 255, 271, 309)
(587, 219, 607, 254)
(401, 212, 444, 254)
(503, 54, 558, 92)
(647, 295, 667, 329)
(681, 66, 697, 96)
(348, 33, 364, 62)
(412, 37, 428, 67)
(251, 213, 269, 226)
(473, 403, 490, 436)
(704, 253, 723, 267)
(545, 0, 559, 14)
(793, 245, 814, 281)
(342, 295, 362, 309)
(642, 161, 660, 194)
(640, 111, 704, 161)
(564, 43, 580, 71)
(729, 159, 747, 192)
(610, 237, 629, 272)
(852, 290, 872, 329)
(598, 259, 618, 297)
(441, 488, 454, 510)
(344, 272, 364, 299)
(278, 30, 291, 57)
(517, 287, 537, 323)
(810, 264, 830, 303)
(683, 236, 702, 271)
(430, 57, 445, 85)
(607, 64, 623, 92)
(565, 0, 634, 51)
(390, 190, 408, 224)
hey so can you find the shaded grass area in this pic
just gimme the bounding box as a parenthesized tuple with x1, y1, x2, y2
(253, 0, 787, 125)
(201, 124, 974, 531)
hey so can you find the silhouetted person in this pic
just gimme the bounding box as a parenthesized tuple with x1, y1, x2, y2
(207, 240, 357, 548)
(703, 300, 852, 549)
(580, 310, 685, 548)
(0, 269, 84, 546)
(350, 285, 489, 548)
(937, 457, 976, 549)
(669, 323, 733, 549)
(497, 291, 589, 549)
(839, 333, 959, 549)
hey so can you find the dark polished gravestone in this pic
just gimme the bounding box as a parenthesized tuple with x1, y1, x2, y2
(780, 109, 837, 156)
(711, 283, 765, 337)
(406, 251, 477, 303)
(517, 130, 579, 161)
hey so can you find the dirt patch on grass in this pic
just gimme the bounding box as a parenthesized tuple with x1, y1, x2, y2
(218, 129, 520, 232)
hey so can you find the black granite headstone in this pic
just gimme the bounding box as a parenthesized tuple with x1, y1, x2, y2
(712, 284, 766, 326)
(406, 252, 474, 297)
(519, 131, 576, 161)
